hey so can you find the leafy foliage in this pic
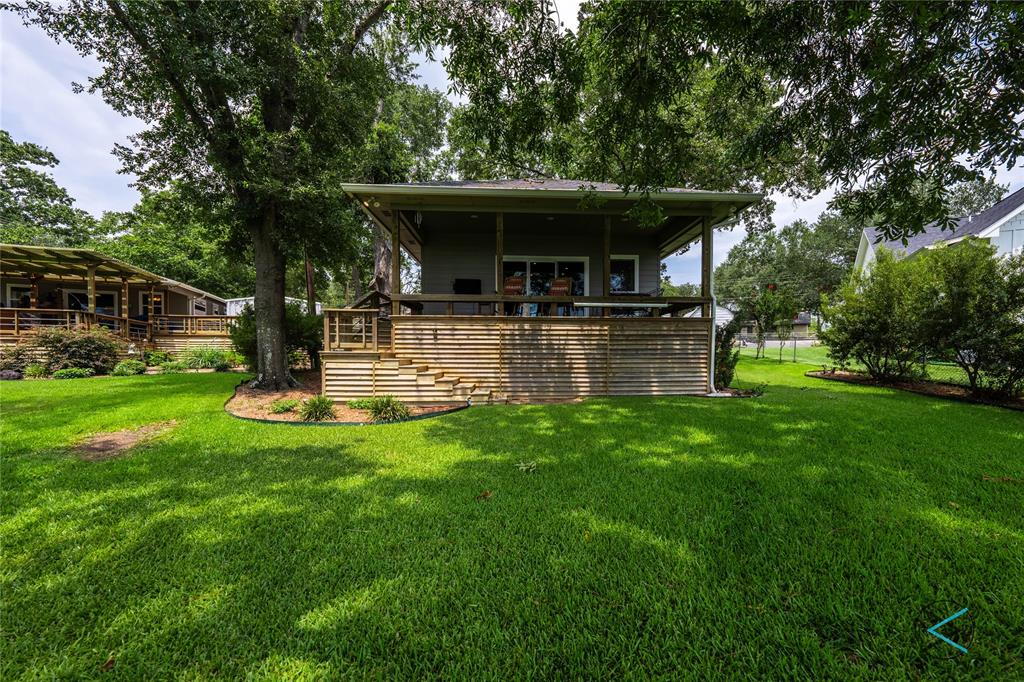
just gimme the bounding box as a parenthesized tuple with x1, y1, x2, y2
(944, 178, 1009, 217)
(160, 361, 186, 374)
(713, 319, 741, 389)
(143, 350, 172, 366)
(345, 398, 375, 410)
(269, 398, 301, 415)
(179, 346, 232, 371)
(51, 367, 95, 379)
(0, 344, 35, 372)
(111, 359, 146, 376)
(0, 129, 96, 246)
(33, 328, 122, 375)
(298, 395, 336, 422)
(363, 395, 411, 423)
(229, 304, 321, 372)
(820, 250, 931, 381)
(23, 364, 48, 379)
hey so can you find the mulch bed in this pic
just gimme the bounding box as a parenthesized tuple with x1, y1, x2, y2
(225, 371, 460, 423)
(806, 370, 1024, 412)
(74, 420, 178, 461)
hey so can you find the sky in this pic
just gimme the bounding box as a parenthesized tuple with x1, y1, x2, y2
(3, 4, 1022, 284)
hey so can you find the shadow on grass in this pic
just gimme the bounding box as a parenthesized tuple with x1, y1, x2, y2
(2, 374, 1023, 678)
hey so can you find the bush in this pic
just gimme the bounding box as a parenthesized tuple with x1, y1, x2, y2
(52, 367, 94, 379)
(270, 398, 301, 414)
(34, 328, 122, 375)
(160, 361, 186, 374)
(820, 249, 930, 381)
(180, 346, 230, 370)
(144, 350, 172, 366)
(346, 398, 375, 410)
(714, 318, 741, 388)
(298, 395, 336, 422)
(230, 303, 322, 371)
(0, 369, 24, 380)
(24, 364, 48, 379)
(112, 359, 147, 376)
(364, 395, 411, 423)
(223, 350, 246, 367)
(0, 344, 34, 372)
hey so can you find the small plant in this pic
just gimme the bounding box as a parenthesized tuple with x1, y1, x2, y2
(299, 395, 336, 422)
(365, 395, 411, 423)
(52, 367, 94, 379)
(23, 364, 48, 379)
(180, 346, 229, 369)
(0, 369, 24, 380)
(112, 359, 147, 376)
(346, 398, 375, 410)
(144, 350, 172, 366)
(160, 361, 186, 374)
(270, 398, 301, 414)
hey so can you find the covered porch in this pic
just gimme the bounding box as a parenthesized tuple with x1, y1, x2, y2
(0, 244, 234, 349)
(322, 180, 760, 403)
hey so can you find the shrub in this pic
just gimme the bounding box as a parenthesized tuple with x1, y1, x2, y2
(714, 318, 741, 388)
(160, 361, 186, 374)
(223, 350, 246, 367)
(23, 364, 48, 379)
(112, 359, 147, 376)
(298, 395, 336, 422)
(346, 398, 375, 410)
(52, 367, 94, 379)
(144, 350, 172, 366)
(270, 398, 301, 414)
(365, 395, 411, 423)
(180, 346, 229, 369)
(34, 328, 122, 375)
(820, 249, 930, 381)
(230, 303, 322, 371)
(0, 344, 34, 372)
(0, 369, 24, 380)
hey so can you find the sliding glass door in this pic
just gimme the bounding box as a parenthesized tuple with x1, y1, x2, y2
(502, 257, 588, 315)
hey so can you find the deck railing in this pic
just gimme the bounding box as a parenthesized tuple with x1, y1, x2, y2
(0, 310, 235, 341)
(390, 294, 709, 317)
(324, 308, 380, 351)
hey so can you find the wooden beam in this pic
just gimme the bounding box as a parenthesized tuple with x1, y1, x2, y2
(391, 209, 400, 317)
(701, 216, 712, 317)
(29, 273, 39, 309)
(121, 277, 130, 319)
(495, 212, 504, 296)
(87, 265, 96, 313)
(603, 216, 611, 317)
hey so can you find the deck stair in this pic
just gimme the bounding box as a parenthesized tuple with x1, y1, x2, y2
(322, 349, 493, 405)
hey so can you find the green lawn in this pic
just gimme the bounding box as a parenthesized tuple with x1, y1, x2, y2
(2, 361, 1022, 679)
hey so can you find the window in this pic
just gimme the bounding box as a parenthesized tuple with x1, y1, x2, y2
(140, 292, 164, 316)
(65, 291, 117, 315)
(6, 285, 31, 308)
(610, 255, 639, 293)
(193, 299, 207, 314)
(502, 256, 589, 316)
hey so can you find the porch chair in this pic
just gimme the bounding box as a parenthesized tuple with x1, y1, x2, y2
(502, 276, 525, 315)
(546, 276, 573, 316)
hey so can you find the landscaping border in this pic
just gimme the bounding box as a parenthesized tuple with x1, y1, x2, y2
(224, 379, 470, 426)
(806, 370, 1024, 412)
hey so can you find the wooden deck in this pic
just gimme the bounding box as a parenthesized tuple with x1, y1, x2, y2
(322, 315, 712, 403)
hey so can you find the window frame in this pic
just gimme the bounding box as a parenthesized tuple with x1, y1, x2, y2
(609, 254, 640, 294)
(502, 255, 590, 296)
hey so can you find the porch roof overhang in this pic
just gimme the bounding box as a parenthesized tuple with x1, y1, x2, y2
(340, 181, 763, 260)
(0, 243, 164, 285)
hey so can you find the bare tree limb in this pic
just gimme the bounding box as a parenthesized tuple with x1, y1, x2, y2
(347, 0, 392, 54)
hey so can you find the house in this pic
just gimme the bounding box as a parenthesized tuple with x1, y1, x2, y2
(736, 311, 815, 339)
(0, 244, 233, 353)
(225, 296, 322, 316)
(322, 179, 762, 403)
(854, 186, 1024, 273)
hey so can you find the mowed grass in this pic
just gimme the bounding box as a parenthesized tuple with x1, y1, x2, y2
(2, 363, 1023, 679)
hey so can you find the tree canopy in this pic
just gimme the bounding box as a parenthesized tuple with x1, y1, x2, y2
(0, 129, 96, 246)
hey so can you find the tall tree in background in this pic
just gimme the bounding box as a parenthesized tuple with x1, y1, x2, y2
(0, 129, 96, 246)
(12, 0, 565, 389)
(944, 178, 1009, 217)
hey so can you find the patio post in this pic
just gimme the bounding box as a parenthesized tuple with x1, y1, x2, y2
(28, 273, 39, 309)
(390, 209, 400, 317)
(148, 284, 156, 340)
(495, 212, 504, 314)
(700, 216, 712, 318)
(121, 277, 129, 336)
(87, 265, 96, 314)
(602, 215, 611, 317)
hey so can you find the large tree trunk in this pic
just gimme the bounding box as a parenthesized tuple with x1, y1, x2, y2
(373, 227, 391, 295)
(250, 203, 293, 389)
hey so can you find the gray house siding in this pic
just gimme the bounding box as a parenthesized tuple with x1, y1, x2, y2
(419, 220, 661, 314)
(996, 212, 1024, 256)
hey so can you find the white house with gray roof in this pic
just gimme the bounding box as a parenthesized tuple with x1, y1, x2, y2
(854, 186, 1024, 274)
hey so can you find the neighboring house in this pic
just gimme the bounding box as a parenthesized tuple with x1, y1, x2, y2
(323, 179, 762, 403)
(225, 296, 322, 316)
(854, 186, 1024, 273)
(685, 304, 736, 327)
(0, 244, 233, 352)
(736, 311, 815, 339)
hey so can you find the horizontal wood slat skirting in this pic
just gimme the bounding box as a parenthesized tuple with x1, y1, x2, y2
(151, 334, 234, 353)
(322, 316, 711, 403)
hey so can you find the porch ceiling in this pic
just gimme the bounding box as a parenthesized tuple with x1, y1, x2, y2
(0, 244, 164, 284)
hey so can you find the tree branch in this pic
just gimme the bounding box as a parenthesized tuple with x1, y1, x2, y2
(348, 0, 392, 54)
